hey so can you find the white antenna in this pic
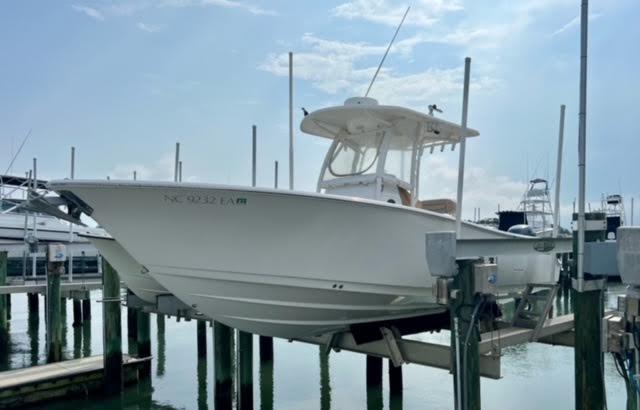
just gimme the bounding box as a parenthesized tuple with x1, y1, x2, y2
(364, 6, 410, 97)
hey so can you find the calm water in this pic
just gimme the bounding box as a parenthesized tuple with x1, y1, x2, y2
(0, 286, 627, 409)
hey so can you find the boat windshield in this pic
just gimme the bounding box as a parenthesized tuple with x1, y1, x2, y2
(384, 134, 414, 182)
(327, 132, 383, 178)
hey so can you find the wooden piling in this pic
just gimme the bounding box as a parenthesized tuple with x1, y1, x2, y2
(27, 293, 39, 313)
(366, 355, 382, 387)
(319, 346, 331, 410)
(136, 310, 151, 378)
(156, 313, 165, 377)
(259, 347, 274, 410)
(46, 258, 63, 363)
(72, 299, 83, 327)
(214, 322, 233, 409)
(238, 330, 254, 409)
(388, 360, 403, 396)
(450, 259, 481, 410)
(127, 305, 138, 356)
(259, 336, 273, 362)
(82, 292, 91, 321)
(28, 298, 39, 366)
(102, 260, 123, 395)
(0, 252, 7, 338)
(572, 212, 606, 410)
(197, 356, 208, 410)
(197, 320, 207, 359)
(5, 295, 10, 322)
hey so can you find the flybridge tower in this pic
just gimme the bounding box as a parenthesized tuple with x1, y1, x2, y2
(518, 178, 554, 235)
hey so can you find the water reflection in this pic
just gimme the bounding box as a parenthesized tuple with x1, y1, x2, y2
(259, 354, 274, 410)
(82, 321, 91, 357)
(366, 384, 383, 410)
(73, 326, 82, 359)
(319, 347, 331, 410)
(389, 394, 403, 410)
(156, 314, 165, 377)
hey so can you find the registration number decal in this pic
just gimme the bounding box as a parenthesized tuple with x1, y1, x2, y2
(164, 194, 247, 205)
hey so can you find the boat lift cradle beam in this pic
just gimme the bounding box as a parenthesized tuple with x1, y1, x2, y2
(293, 234, 577, 380)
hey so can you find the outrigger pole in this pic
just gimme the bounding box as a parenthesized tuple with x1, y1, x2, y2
(364, 6, 410, 98)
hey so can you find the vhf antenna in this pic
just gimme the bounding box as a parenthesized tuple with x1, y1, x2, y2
(364, 6, 410, 98)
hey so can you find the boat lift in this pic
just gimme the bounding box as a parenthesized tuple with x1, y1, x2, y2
(294, 232, 575, 380)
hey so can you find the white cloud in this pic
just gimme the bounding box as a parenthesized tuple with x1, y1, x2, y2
(71, 0, 276, 21)
(109, 155, 175, 181)
(331, 0, 462, 27)
(160, 0, 277, 15)
(421, 155, 526, 220)
(259, 32, 500, 106)
(71, 5, 105, 21)
(137, 22, 161, 33)
(550, 12, 602, 37)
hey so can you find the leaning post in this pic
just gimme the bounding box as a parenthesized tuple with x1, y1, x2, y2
(102, 259, 123, 395)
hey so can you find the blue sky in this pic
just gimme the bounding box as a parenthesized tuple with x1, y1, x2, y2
(1, 0, 638, 224)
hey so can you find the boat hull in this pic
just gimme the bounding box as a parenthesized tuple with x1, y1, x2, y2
(49, 180, 558, 338)
(88, 237, 170, 304)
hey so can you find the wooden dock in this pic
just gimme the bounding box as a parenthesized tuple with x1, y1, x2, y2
(0, 355, 149, 408)
(0, 279, 102, 295)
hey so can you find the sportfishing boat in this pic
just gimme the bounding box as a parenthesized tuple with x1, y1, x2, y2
(495, 178, 562, 285)
(49, 97, 554, 339)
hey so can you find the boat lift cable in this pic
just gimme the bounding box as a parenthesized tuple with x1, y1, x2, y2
(3, 129, 32, 176)
(364, 6, 410, 98)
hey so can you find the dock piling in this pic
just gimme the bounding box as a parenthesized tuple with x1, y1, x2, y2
(46, 253, 63, 363)
(214, 322, 233, 409)
(451, 259, 481, 410)
(0, 252, 7, 339)
(136, 310, 151, 378)
(27, 292, 39, 313)
(82, 292, 91, 321)
(197, 319, 207, 359)
(102, 260, 123, 395)
(259, 335, 273, 362)
(572, 212, 606, 410)
(238, 330, 254, 409)
(157, 313, 166, 377)
(72, 298, 82, 327)
(388, 360, 403, 396)
(366, 355, 382, 388)
(127, 295, 138, 356)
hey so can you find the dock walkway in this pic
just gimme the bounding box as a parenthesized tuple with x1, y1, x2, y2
(0, 355, 148, 408)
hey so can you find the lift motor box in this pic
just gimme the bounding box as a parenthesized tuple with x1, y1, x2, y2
(602, 314, 629, 354)
(473, 263, 498, 295)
